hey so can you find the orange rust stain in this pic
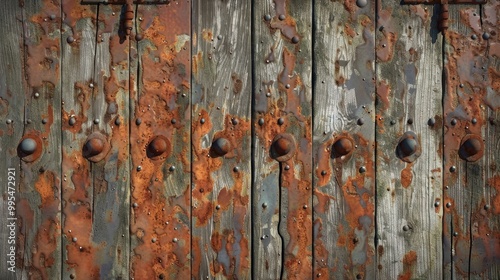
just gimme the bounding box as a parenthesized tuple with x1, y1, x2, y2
(34, 171, 56, 206)
(344, 23, 356, 38)
(400, 164, 413, 188)
(376, 80, 391, 111)
(202, 29, 213, 42)
(490, 176, 500, 214)
(410, 5, 429, 23)
(398, 250, 417, 280)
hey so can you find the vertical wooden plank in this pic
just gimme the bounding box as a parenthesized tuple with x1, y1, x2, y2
(444, 2, 500, 278)
(16, 1, 62, 279)
(60, 2, 99, 278)
(376, 2, 443, 279)
(0, 2, 27, 279)
(253, 0, 313, 279)
(90, 4, 130, 278)
(129, 2, 191, 279)
(191, 0, 252, 278)
(312, 0, 376, 279)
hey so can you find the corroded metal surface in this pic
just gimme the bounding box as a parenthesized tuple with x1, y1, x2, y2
(253, 0, 313, 279)
(129, 2, 191, 279)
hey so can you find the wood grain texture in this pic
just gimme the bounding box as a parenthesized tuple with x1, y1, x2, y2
(90, 4, 130, 278)
(191, 0, 252, 279)
(17, 1, 62, 279)
(0, 1, 27, 279)
(444, 3, 500, 279)
(253, 0, 312, 279)
(60, 2, 99, 278)
(313, 0, 376, 279)
(129, 2, 191, 279)
(375, 2, 443, 279)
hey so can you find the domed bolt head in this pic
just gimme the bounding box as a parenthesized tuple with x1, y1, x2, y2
(19, 138, 37, 156)
(211, 138, 231, 157)
(332, 137, 353, 157)
(83, 138, 104, 158)
(460, 137, 482, 159)
(398, 137, 418, 157)
(148, 136, 168, 157)
(273, 137, 291, 157)
(356, 0, 368, 8)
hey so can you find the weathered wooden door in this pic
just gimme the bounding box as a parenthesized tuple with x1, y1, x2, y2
(0, 0, 499, 279)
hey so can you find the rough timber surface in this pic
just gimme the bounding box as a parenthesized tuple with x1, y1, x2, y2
(375, 2, 443, 280)
(253, 0, 313, 279)
(191, 0, 252, 279)
(443, 3, 500, 279)
(312, 0, 376, 279)
(129, 2, 191, 279)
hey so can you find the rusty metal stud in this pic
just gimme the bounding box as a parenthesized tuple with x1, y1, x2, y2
(270, 133, 296, 162)
(67, 36, 74, 43)
(233, 166, 240, 172)
(332, 136, 354, 158)
(169, 166, 176, 172)
(136, 118, 142, 125)
(135, 34, 143, 41)
(82, 132, 110, 162)
(450, 118, 457, 126)
(434, 201, 440, 207)
(449, 166, 456, 172)
(446, 202, 452, 208)
(284, 165, 290, 170)
(232, 118, 239, 125)
(172, 238, 178, 243)
(277, 118, 285, 125)
(484, 204, 490, 210)
(482, 32, 491, 40)
(42, 118, 48, 124)
(471, 34, 477, 40)
(453, 232, 458, 237)
(279, 14, 286, 20)
(291, 36, 299, 44)
(321, 170, 327, 176)
(407, 118, 413, 125)
(69, 117, 76, 126)
(390, 120, 396, 125)
(428, 118, 435, 126)
(403, 225, 409, 231)
(396, 131, 421, 163)
(459, 134, 484, 162)
(72, 237, 77, 242)
(356, 274, 363, 280)
(137, 166, 142, 171)
(356, 0, 368, 8)
(171, 119, 177, 124)
(211, 137, 231, 157)
(215, 205, 221, 210)
(147, 135, 170, 159)
(114, 117, 121, 126)
(19, 138, 37, 155)
(34, 92, 40, 98)
(6, 119, 12, 124)
(124, 4, 134, 36)
(264, 14, 271, 21)
(359, 166, 366, 173)
(133, 203, 138, 208)
(258, 118, 265, 126)
(70, 274, 75, 279)
(357, 118, 364, 126)
(262, 202, 268, 208)
(471, 118, 477, 124)
(93, 119, 100, 124)
(200, 118, 205, 124)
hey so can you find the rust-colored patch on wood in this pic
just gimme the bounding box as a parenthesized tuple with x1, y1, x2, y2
(398, 250, 417, 280)
(400, 163, 413, 188)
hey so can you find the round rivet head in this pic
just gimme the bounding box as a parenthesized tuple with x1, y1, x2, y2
(453, 232, 458, 237)
(483, 32, 491, 40)
(403, 225, 409, 231)
(396, 131, 421, 163)
(471, 34, 477, 40)
(135, 118, 142, 125)
(69, 117, 76, 126)
(262, 202, 268, 208)
(169, 166, 176, 172)
(211, 137, 231, 157)
(258, 118, 265, 126)
(321, 170, 327, 176)
(264, 14, 271, 21)
(291, 36, 299, 44)
(82, 132, 110, 162)
(270, 133, 296, 162)
(332, 137, 354, 158)
(434, 201, 440, 207)
(231, 118, 239, 125)
(357, 118, 364, 126)
(446, 202, 452, 208)
(451, 119, 457, 126)
(34, 92, 40, 98)
(93, 119, 100, 124)
(359, 166, 366, 173)
(449, 166, 456, 172)
(407, 118, 413, 125)
(19, 138, 37, 156)
(115, 117, 121, 126)
(233, 166, 240, 172)
(279, 14, 286, 20)
(200, 118, 206, 124)
(277, 118, 285, 125)
(356, 0, 368, 7)
(42, 118, 48, 124)
(428, 118, 436, 126)
(459, 134, 483, 162)
(484, 204, 490, 210)
(390, 120, 396, 125)
(6, 119, 12, 124)
(137, 166, 142, 171)
(471, 118, 477, 124)
(67, 36, 74, 43)
(147, 136, 170, 159)
(135, 34, 143, 41)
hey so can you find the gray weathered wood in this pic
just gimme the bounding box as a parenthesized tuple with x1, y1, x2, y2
(376, 3, 443, 279)
(313, 0, 376, 279)
(253, 0, 313, 279)
(0, 1, 27, 279)
(129, 2, 191, 278)
(60, 2, 99, 278)
(444, 3, 500, 279)
(17, 1, 62, 279)
(191, 0, 252, 278)
(89, 4, 130, 278)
